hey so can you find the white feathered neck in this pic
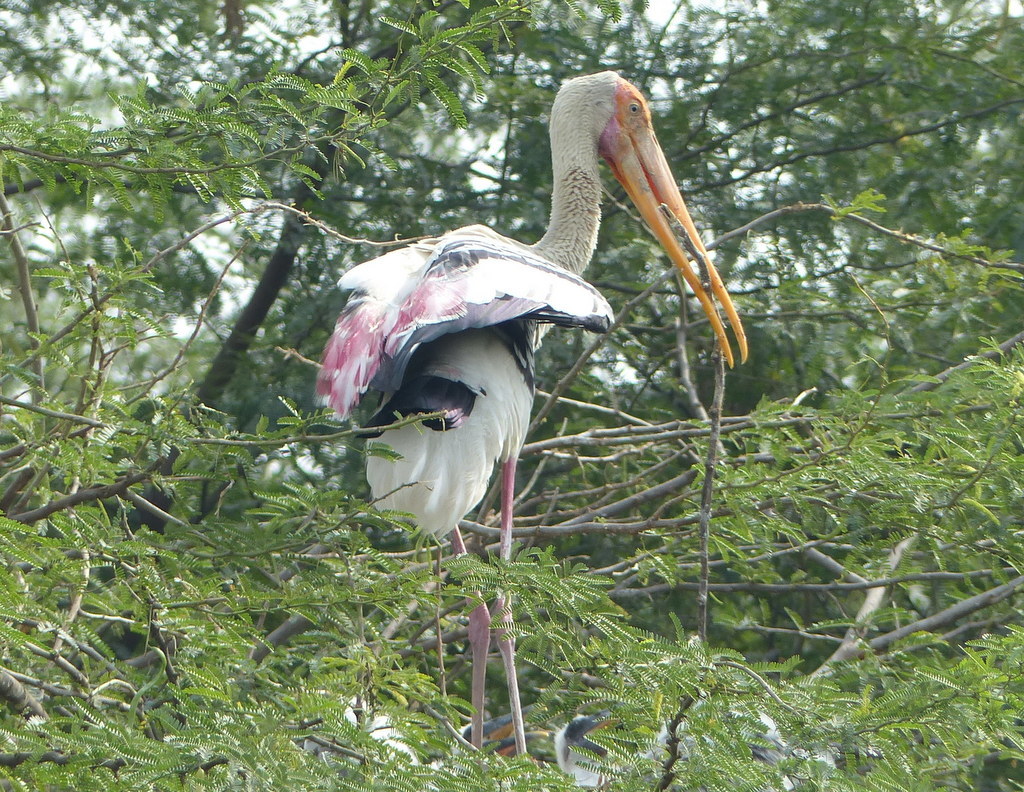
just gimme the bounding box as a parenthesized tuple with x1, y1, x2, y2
(533, 71, 621, 275)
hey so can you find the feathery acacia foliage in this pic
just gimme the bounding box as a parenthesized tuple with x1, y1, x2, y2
(2, 1, 1023, 790)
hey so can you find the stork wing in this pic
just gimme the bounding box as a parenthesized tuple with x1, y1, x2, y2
(317, 233, 614, 417)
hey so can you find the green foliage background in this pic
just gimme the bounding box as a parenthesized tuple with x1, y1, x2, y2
(1, 0, 1023, 789)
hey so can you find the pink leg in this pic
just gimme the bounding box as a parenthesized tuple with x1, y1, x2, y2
(467, 601, 492, 749)
(499, 456, 516, 561)
(451, 526, 491, 749)
(496, 458, 527, 755)
(494, 595, 527, 755)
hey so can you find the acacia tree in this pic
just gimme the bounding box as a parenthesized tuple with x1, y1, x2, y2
(1, 1, 1023, 790)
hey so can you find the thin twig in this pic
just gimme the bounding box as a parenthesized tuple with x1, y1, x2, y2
(713, 200, 1024, 273)
(9, 200, 410, 383)
(534, 389, 652, 427)
(715, 660, 800, 713)
(528, 270, 675, 433)
(122, 490, 188, 527)
(674, 297, 710, 422)
(656, 696, 694, 792)
(0, 192, 43, 399)
(423, 703, 477, 751)
(298, 734, 367, 763)
(668, 201, 731, 641)
(259, 201, 425, 247)
(0, 395, 104, 427)
(51, 549, 90, 658)
(697, 348, 725, 641)
(130, 244, 246, 402)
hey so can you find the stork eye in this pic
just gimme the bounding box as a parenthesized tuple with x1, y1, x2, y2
(629, 102, 641, 114)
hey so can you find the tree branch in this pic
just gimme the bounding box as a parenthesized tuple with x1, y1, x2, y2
(0, 395, 104, 427)
(656, 696, 695, 792)
(0, 192, 43, 398)
(9, 471, 152, 524)
(697, 348, 725, 641)
(0, 668, 47, 719)
(869, 574, 1024, 653)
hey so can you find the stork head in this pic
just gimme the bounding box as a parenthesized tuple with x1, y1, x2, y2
(553, 71, 747, 367)
(553, 712, 616, 787)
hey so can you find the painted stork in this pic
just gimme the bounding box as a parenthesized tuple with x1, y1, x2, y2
(317, 71, 747, 756)
(554, 712, 617, 787)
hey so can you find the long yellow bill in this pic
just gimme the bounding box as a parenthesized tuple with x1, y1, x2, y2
(600, 79, 748, 367)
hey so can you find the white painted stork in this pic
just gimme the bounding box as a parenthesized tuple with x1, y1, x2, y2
(554, 712, 617, 787)
(317, 70, 747, 756)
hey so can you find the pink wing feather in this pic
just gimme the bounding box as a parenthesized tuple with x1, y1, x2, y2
(317, 232, 612, 419)
(317, 300, 391, 417)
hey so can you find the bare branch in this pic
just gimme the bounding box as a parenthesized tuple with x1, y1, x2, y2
(715, 660, 799, 713)
(122, 490, 188, 528)
(129, 242, 246, 402)
(9, 471, 152, 524)
(612, 569, 1005, 598)
(259, 201, 425, 247)
(713, 200, 1024, 274)
(528, 270, 676, 433)
(534, 389, 652, 427)
(698, 349, 725, 642)
(0, 395, 104, 427)
(0, 192, 43, 398)
(702, 97, 1024, 191)
(868, 574, 1024, 653)
(0, 668, 47, 719)
(674, 303, 710, 422)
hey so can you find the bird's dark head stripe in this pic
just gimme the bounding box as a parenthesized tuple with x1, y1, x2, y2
(559, 712, 619, 759)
